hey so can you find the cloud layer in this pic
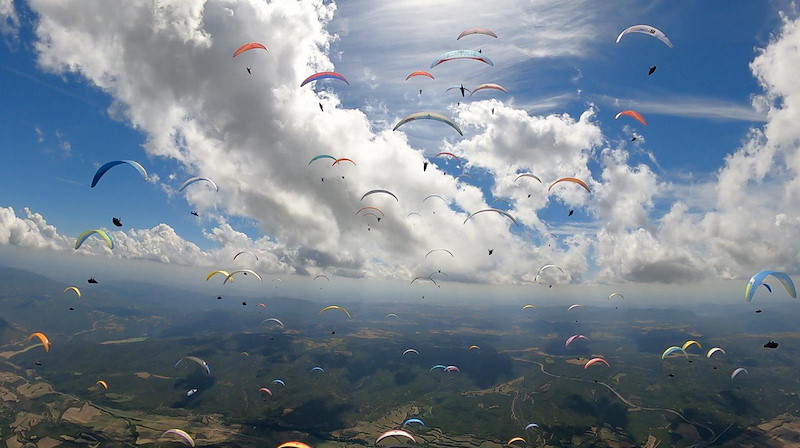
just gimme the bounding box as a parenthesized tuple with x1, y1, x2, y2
(2, 1, 799, 290)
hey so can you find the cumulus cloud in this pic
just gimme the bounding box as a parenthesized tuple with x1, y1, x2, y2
(593, 13, 800, 283)
(11, 0, 800, 288)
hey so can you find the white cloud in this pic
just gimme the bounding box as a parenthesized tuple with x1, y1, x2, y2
(55, 131, 71, 157)
(15, 0, 800, 289)
(0, 206, 72, 251)
(0, 0, 18, 37)
(595, 94, 767, 122)
(593, 13, 800, 283)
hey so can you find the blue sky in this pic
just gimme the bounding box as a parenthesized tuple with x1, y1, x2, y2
(0, 0, 797, 301)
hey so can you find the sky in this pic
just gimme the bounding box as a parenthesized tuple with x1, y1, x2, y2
(0, 0, 798, 304)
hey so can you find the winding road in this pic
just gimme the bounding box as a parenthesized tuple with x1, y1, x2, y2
(513, 357, 719, 447)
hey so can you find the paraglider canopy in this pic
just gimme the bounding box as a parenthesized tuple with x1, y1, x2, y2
(616, 25, 673, 48)
(75, 229, 114, 250)
(233, 42, 268, 57)
(745, 270, 796, 302)
(457, 28, 498, 40)
(300, 71, 349, 87)
(393, 112, 463, 136)
(91, 160, 148, 188)
(431, 50, 494, 68)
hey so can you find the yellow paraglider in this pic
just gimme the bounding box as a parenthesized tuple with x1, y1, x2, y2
(507, 437, 526, 446)
(278, 443, 313, 448)
(63, 286, 81, 298)
(206, 270, 233, 283)
(682, 340, 702, 351)
(319, 305, 351, 318)
(96, 380, 108, 389)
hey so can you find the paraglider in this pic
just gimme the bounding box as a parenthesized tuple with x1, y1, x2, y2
(175, 356, 211, 375)
(608, 292, 624, 301)
(468, 345, 480, 350)
(191, 211, 199, 217)
(206, 270, 233, 282)
(223, 270, 263, 284)
(731, 367, 749, 380)
(457, 28, 498, 40)
(521, 304, 536, 310)
(446, 85, 471, 97)
(764, 339, 779, 349)
(565, 334, 590, 348)
(548, 177, 591, 193)
(272, 379, 286, 386)
(247, 67, 251, 74)
(310, 366, 325, 373)
(112, 217, 122, 227)
(567, 304, 583, 312)
(507, 437, 526, 446)
(233, 42, 268, 57)
(87, 277, 98, 284)
(648, 65, 657, 76)
(406, 71, 434, 80)
(96, 380, 108, 390)
(706, 347, 726, 358)
(361, 189, 399, 201)
(525, 423, 539, 431)
(319, 102, 324, 112)
(28, 332, 50, 352)
(470, 83, 508, 95)
(314, 274, 330, 281)
(411, 276, 438, 286)
(160, 429, 195, 447)
(277, 443, 312, 448)
(463, 209, 519, 226)
(75, 229, 114, 250)
(515, 173, 542, 185)
(319, 305, 351, 318)
(745, 270, 796, 302)
(393, 112, 463, 136)
(262, 318, 285, 328)
(488, 249, 493, 255)
(431, 50, 494, 68)
(386, 313, 399, 320)
(616, 25, 673, 48)
(403, 418, 425, 427)
(179, 177, 219, 192)
(425, 249, 454, 258)
(430, 365, 446, 371)
(445, 365, 460, 372)
(308, 154, 337, 165)
(423, 161, 429, 171)
(682, 340, 702, 351)
(584, 358, 610, 369)
(615, 110, 647, 126)
(233, 251, 259, 261)
(300, 72, 349, 87)
(259, 387, 273, 396)
(376, 430, 416, 444)
(403, 349, 419, 356)
(661, 346, 688, 360)
(187, 388, 197, 397)
(433, 151, 460, 161)
(91, 160, 148, 188)
(568, 209, 574, 216)
(356, 206, 386, 221)
(63, 286, 81, 298)
(332, 158, 356, 166)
